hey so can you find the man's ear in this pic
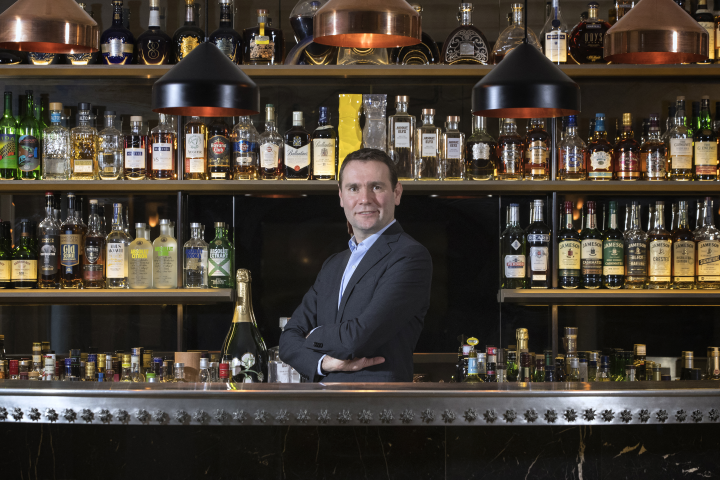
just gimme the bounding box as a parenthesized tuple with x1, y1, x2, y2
(394, 182, 403, 206)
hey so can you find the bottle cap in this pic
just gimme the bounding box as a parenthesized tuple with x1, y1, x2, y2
(395, 95, 409, 103)
(97, 372, 104, 381)
(446, 116, 460, 122)
(49, 102, 62, 111)
(78, 102, 91, 111)
(569, 358, 579, 368)
(153, 357, 163, 364)
(200, 358, 209, 369)
(105, 110, 115, 116)
(421, 108, 435, 115)
(130, 116, 142, 123)
(70, 349, 81, 358)
(219, 363, 229, 378)
(131, 347, 142, 356)
(292, 111, 303, 123)
(174, 363, 184, 368)
(135, 223, 146, 229)
(190, 222, 202, 228)
(64, 358, 72, 366)
(87, 354, 97, 363)
(633, 344, 646, 356)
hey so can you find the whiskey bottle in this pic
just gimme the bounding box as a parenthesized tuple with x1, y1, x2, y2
(415, 109, 441, 181)
(440, 3, 490, 65)
(672, 200, 696, 289)
(17, 91, 41, 180)
(602, 201, 624, 289)
(390, 5, 440, 65)
(527, 199, 551, 288)
(541, 0, 569, 64)
(12, 220, 37, 289)
(694, 0, 716, 64)
(259, 105, 283, 180)
(667, 97, 693, 180)
(173, 0, 205, 63)
(129, 223, 153, 289)
(311, 107, 338, 180)
(587, 113, 613, 181)
(60, 193, 84, 289)
(501, 203, 527, 288)
(0, 92, 17, 180)
(97, 111, 123, 180)
(640, 114, 667, 180)
(153, 219, 177, 288)
(580, 201, 602, 289)
(100, 0, 134, 64)
(70, 103, 98, 180)
(387, 96, 416, 181)
(136, 0, 172, 65)
(184, 223, 208, 288)
(696, 197, 720, 289)
(695, 199, 705, 234)
(106, 203, 129, 289)
(568, 2, 611, 64)
(558, 200, 580, 289)
(243, 9, 284, 65)
(465, 115, 497, 180)
(208, 117, 232, 180)
(209, 0, 243, 64)
(442, 116, 465, 180)
(558, 115, 587, 180)
(614, 113, 640, 180)
(693, 96, 718, 181)
(83, 200, 105, 289)
(647, 201, 672, 289)
(42, 102, 69, 180)
(233, 116, 259, 180)
(150, 114, 176, 180)
(284, 111, 311, 180)
(497, 118, 524, 180)
(124, 116, 147, 180)
(524, 118, 550, 180)
(38, 192, 60, 289)
(492, 3, 542, 63)
(184, 116, 207, 180)
(209, 222, 233, 288)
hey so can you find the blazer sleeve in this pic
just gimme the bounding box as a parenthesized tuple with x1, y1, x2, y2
(302, 243, 432, 360)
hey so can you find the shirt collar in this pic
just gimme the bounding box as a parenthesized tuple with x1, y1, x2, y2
(348, 219, 397, 253)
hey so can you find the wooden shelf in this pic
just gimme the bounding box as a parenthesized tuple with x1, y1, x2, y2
(0, 288, 234, 305)
(499, 289, 720, 305)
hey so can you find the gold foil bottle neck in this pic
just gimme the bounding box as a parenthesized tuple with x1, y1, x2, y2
(623, 113, 632, 126)
(516, 328, 529, 351)
(236, 268, 252, 283)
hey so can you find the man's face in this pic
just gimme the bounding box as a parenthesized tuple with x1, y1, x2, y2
(339, 160, 403, 241)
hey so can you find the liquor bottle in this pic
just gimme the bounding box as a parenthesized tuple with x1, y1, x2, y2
(150, 113, 176, 180)
(442, 116, 465, 180)
(124, 116, 147, 180)
(184, 116, 207, 180)
(558, 115, 587, 180)
(82, 200, 105, 288)
(106, 203, 129, 289)
(208, 117, 232, 180)
(70, 103, 98, 180)
(258, 105, 283, 180)
(568, 2, 611, 63)
(672, 200, 696, 289)
(289, 0, 336, 66)
(129, 223, 153, 289)
(97, 111, 123, 180)
(602, 201, 624, 289)
(209, 0, 242, 64)
(60, 193, 84, 289)
(440, 3, 490, 65)
(389, 4, 440, 65)
(119, 354, 132, 382)
(497, 118, 524, 180)
(667, 97, 693, 180)
(42, 102, 70, 180)
(233, 116, 259, 180)
(647, 201, 672, 289)
(311, 107, 338, 180)
(694, 96, 718, 180)
(558, 201, 581, 288)
(580, 201, 602, 289)
(587, 113, 613, 180)
(463, 350, 484, 383)
(17, 91, 41, 180)
(541, 0, 568, 64)
(696, 197, 720, 289)
(624, 202, 647, 289)
(0, 92, 16, 180)
(415, 109, 441, 180)
(527, 199, 551, 288)
(11, 220, 37, 289)
(387, 96, 416, 181)
(221, 269, 268, 382)
(173, 0, 205, 63)
(153, 219, 178, 288)
(37, 193, 60, 289)
(615, 0, 635, 21)
(130, 348, 145, 382)
(613, 113, 640, 180)
(284, 111, 311, 180)
(184, 222, 208, 288)
(640, 113, 667, 180)
(136, 0, 172, 65)
(209, 222, 232, 288)
(524, 118, 549, 180)
(695, 0, 716, 64)
(466, 115, 497, 180)
(501, 203, 527, 288)
(243, 9, 284, 65)
(492, 3, 542, 63)
(100, 0, 135, 65)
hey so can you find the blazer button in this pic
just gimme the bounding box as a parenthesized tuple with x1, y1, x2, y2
(314, 342, 323, 348)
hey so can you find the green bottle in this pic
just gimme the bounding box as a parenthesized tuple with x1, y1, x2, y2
(0, 220, 11, 288)
(0, 91, 17, 180)
(208, 221, 233, 288)
(17, 90, 41, 180)
(12, 219, 37, 289)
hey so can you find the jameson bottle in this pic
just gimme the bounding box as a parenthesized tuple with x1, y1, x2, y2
(647, 201, 672, 289)
(60, 193, 84, 289)
(526, 199, 551, 288)
(602, 201, 625, 289)
(38, 192, 60, 288)
(501, 203, 527, 288)
(580, 201, 602, 288)
(696, 197, 720, 289)
(672, 200, 696, 289)
(12, 220, 37, 289)
(221, 269, 268, 382)
(0, 91, 17, 180)
(209, 222, 233, 288)
(83, 200, 105, 288)
(558, 200, 580, 288)
(624, 202, 648, 288)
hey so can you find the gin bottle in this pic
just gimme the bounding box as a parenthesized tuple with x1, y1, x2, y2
(624, 202, 648, 289)
(696, 198, 720, 289)
(442, 116, 465, 180)
(580, 201, 602, 289)
(415, 109, 441, 180)
(466, 116, 497, 180)
(83, 200, 105, 289)
(387, 96, 415, 181)
(232, 116, 259, 180)
(129, 223, 153, 289)
(672, 200, 696, 289)
(184, 222, 208, 288)
(602, 201, 625, 289)
(558, 115, 587, 180)
(666, 97, 693, 181)
(184, 117, 207, 180)
(258, 105, 283, 180)
(70, 103, 98, 180)
(311, 107, 338, 180)
(124, 116, 147, 180)
(501, 203, 526, 288)
(0, 91, 17, 180)
(640, 114, 667, 180)
(38, 192, 60, 289)
(497, 118, 524, 180)
(42, 102, 70, 180)
(97, 111, 123, 180)
(440, 3, 490, 65)
(18, 91, 41, 180)
(105, 203, 130, 289)
(209, 222, 233, 288)
(150, 114, 176, 180)
(153, 219, 178, 288)
(524, 118, 549, 180)
(647, 201, 672, 289)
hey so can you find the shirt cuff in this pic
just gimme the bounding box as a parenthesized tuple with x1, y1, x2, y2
(317, 355, 327, 376)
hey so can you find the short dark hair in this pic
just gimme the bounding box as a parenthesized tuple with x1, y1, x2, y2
(338, 148, 399, 189)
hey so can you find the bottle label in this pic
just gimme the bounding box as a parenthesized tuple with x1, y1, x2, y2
(694, 141, 717, 175)
(421, 133, 437, 157)
(73, 158, 94, 173)
(444, 30, 489, 64)
(60, 235, 80, 267)
(698, 240, 720, 280)
(558, 239, 581, 277)
(124, 147, 146, 169)
(467, 357, 478, 375)
(185, 133, 205, 157)
(106, 243, 126, 279)
(102, 38, 133, 57)
(700, 21, 716, 60)
(544, 32, 567, 62)
(617, 151, 639, 174)
(214, 38, 236, 60)
(602, 239, 624, 275)
(185, 247, 206, 270)
(529, 246, 548, 273)
(394, 122, 410, 148)
(504, 255, 525, 278)
(445, 138, 462, 159)
(589, 151, 611, 170)
(152, 143, 173, 170)
(249, 38, 275, 61)
(284, 143, 310, 170)
(0, 260, 9, 281)
(178, 37, 200, 60)
(0, 133, 17, 169)
(12, 259, 37, 282)
(669, 138, 692, 169)
(673, 240, 696, 279)
(208, 135, 231, 166)
(625, 241, 648, 276)
(648, 239, 671, 280)
(18, 135, 39, 172)
(209, 247, 230, 277)
(581, 239, 602, 275)
(85, 245, 100, 264)
(312, 138, 336, 176)
(234, 141, 256, 167)
(500, 144, 521, 173)
(39, 234, 59, 276)
(560, 148, 584, 171)
(471, 142, 490, 160)
(645, 150, 667, 177)
(260, 143, 279, 168)
(527, 140, 548, 165)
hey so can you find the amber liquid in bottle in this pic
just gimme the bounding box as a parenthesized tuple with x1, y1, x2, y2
(614, 113, 640, 180)
(60, 193, 84, 289)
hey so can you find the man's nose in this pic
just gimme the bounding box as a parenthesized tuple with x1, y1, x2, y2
(358, 187, 373, 203)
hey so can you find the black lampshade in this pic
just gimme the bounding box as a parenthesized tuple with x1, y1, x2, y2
(152, 42, 260, 117)
(471, 43, 581, 118)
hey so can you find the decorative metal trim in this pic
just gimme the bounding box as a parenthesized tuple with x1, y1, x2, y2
(463, 408, 478, 423)
(400, 409, 414, 423)
(709, 409, 720, 422)
(563, 409, 577, 422)
(99, 409, 112, 424)
(620, 409, 632, 424)
(213, 409, 229, 423)
(523, 409, 538, 423)
(12, 407, 23, 421)
(62, 409, 76, 422)
(676, 409, 687, 423)
(173, 410, 189, 424)
(80, 409, 94, 423)
(194, 410, 209, 424)
(442, 409, 456, 424)
(502, 409, 516, 423)
(601, 409, 615, 422)
(358, 410, 373, 424)
(421, 408, 435, 423)
(136, 409, 150, 423)
(379, 409, 394, 424)
(656, 410, 669, 423)
(296, 409, 311, 424)
(116, 409, 129, 424)
(691, 410, 703, 423)
(337, 410, 352, 424)
(544, 409, 557, 424)
(28, 408, 40, 422)
(317, 409, 331, 424)
(232, 410, 247, 423)
(153, 410, 168, 424)
(583, 409, 596, 422)
(276, 409, 290, 424)
(0, 407, 7, 421)
(484, 409, 497, 423)
(638, 409, 650, 423)
(45, 408, 58, 423)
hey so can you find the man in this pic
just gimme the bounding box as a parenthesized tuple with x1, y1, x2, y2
(280, 148, 433, 382)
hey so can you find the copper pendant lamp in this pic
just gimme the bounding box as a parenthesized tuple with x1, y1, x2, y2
(0, 0, 98, 53)
(313, 0, 421, 48)
(603, 0, 708, 64)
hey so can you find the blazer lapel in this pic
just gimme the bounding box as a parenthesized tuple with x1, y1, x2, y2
(326, 249, 350, 322)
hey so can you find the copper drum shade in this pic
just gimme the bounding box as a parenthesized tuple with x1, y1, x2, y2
(313, 0, 421, 48)
(0, 0, 98, 53)
(604, 0, 708, 64)
(152, 43, 260, 117)
(472, 43, 581, 118)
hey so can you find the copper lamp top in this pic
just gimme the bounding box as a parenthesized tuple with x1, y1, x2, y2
(0, 0, 99, 53)
(603, 0, 708, 64)
(313, 0, 421, 48)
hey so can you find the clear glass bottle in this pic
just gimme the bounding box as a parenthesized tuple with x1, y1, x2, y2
(466, 116, 497, 180)
(153, 219, 178, 288)
(440, 3, 490, 65)
(614, 113, 641, 180)
(136, 0, 172, 65)
(390, 5, 440, 65)
(209, 222, 233, 288)
(70, 102, 98, 180)
(527, 199, 551, 288)
(311, 107, 338, 180)
(580, 201, 602, 289)
(199, 358, 211, 382)
(124, 116, 147, 180)
(337, 47, 388, 65)
(173, 362, 188, 383)
(209, 0, 243, 64)
(0, 91, 17, 180)
(492, 3, 542, 63)
(696, 197, 720, 289)
(42, 102, 70, 180)
(60, 193, 84, 289)
(694, 96, 717, 181)
(672, 200, 696, 289)
(259, 105, 284, 180)
(100, 0, 135, 64)
(17, 91, 41, 180)
(647, 201, 672, 289)
(242, 9, 284, 65)
(131, 349, 145, 382)
(558, 115, 587, 180)
(587, 113, 613, 181)
(83, 200, 105, 289)
(105, 203, 130, 289)
(624, 202, 648, 289)
(38, 192, 60, 289)
(184, 116, 207, 180)
(150, 113, 176, 180)
(640, 113, 667, 180)
(497, 118, 524, 180)
(442, 116, 465, 180)
(387, 96, 416, 181)
(97, 111, 123, 180)
(501, 203, 527, 288)
(602, 201, 625, 289)
(667, 97, 693, 180)
(129, 223, 153, 289)
(541, 0, 568, 64)
(184, 222, 208, 288)
(415, 109, 441, 180)
(284, 111, 311, 180)
(362, 94, 387, 151)
(524, 118, 549, 180)
(233, 116, 259, 180)
(173, 0, 205, 62)
(120, 354, 132, 382)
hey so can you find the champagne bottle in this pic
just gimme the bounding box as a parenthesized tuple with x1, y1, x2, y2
(221, 269, 268, 383)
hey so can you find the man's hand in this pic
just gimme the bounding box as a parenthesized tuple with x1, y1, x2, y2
(322, 355, 385, 373)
